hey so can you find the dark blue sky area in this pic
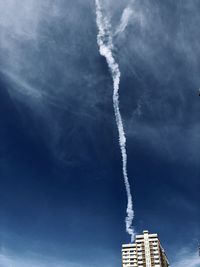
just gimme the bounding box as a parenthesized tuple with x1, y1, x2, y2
(0, 1, 200, 266)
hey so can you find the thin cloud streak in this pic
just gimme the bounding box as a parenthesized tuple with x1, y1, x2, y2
(2, 70, 43, 100)
(115, 7, 133, 35)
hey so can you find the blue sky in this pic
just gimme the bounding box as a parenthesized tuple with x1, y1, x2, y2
(0, 0, 200, 266)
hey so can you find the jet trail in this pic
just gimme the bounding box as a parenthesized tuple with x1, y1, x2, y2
(95, 0, 135, 242)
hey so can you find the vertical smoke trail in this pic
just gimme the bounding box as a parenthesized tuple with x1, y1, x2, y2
(95, 0, 135, 242)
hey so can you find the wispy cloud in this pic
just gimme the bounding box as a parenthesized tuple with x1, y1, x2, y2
(2, 70, 43, 100)
(172, 248, 200, 267)
(115, 2, 145, 36)
(115, 7, 133, 35)
(127, 121, 200, 164)
(0, 247, 118, 267)
(0, 250, 76, 267)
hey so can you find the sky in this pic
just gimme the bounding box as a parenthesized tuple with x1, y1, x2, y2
(0, 0, 200, 266)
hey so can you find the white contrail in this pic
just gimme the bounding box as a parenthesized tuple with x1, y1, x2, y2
(95, 0, 135, 242)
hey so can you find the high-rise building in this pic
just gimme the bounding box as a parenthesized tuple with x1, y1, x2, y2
(122, 230, 170, 267)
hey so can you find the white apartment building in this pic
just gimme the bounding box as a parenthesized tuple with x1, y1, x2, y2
(122, 230, 170, 267)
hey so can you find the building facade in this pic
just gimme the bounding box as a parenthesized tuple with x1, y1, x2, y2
(122, 230, 170, 267)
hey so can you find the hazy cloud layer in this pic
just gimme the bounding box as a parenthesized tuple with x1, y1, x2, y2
(111, 0, 200, 165)
(173, 248, 200, 267)
(0, 1, 199, 266)
(0, 247, 118, 267)
(1, 0, 200, 165)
